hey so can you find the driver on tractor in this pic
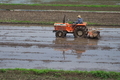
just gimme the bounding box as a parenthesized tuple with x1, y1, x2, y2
(74, 15, 83, 24)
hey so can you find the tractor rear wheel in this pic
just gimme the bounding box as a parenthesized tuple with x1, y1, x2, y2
(73, 26, 87, 38)
(55, 31, 66, 38)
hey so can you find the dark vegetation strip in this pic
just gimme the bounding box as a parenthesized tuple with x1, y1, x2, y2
(0, 20, 54, 25)
(0, 68, 120, 80)
(0, 20, 119, 26)
(0, 3, 120, 7)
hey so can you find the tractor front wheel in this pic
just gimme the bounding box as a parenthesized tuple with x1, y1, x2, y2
(55, 31, 66, 38)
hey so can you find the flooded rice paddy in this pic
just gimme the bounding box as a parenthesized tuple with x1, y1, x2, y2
(0, 24, 120, 72)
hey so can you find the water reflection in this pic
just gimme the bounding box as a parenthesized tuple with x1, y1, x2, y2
(53, 38, 98, 59)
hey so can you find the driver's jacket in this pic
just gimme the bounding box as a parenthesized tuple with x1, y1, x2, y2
(75, 18, 83, 24)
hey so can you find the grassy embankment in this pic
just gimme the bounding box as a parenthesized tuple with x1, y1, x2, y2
(0, 68, 120, 80)
(0, 3, 120, 7)
(0, 20, 119, 26)
(0, 20, 54, 25)
(0, 20, 102, 25)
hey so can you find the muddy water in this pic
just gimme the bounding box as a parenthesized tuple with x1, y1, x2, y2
(0, 24, 120, 72)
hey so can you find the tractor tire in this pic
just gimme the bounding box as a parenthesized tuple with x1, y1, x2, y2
(55, 31, 66, 38)
(73, 26, 87, 38)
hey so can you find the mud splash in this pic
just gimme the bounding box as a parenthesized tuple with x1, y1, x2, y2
(0, 24, 120, 72)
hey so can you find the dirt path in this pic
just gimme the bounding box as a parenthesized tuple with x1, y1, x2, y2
(0, 24, 120, 72)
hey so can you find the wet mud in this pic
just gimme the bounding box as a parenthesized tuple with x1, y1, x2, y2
(0, 24, 120, 72)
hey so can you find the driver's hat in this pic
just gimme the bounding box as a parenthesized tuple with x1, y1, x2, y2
(77, 15, 81, 18)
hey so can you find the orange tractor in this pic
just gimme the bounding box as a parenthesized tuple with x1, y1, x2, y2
(53, 15, 100, 39)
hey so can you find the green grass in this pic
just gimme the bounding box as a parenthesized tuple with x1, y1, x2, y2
(0, 3, 120, 7)
(0, 68, 120, 80)
(0, 20, 31, 23)
(87, 22, 102, 25)
(0, 20, 119, 26)
(0, 20, 55, 25)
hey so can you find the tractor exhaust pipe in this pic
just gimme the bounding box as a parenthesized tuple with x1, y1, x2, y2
(63, 15, 66, 24)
